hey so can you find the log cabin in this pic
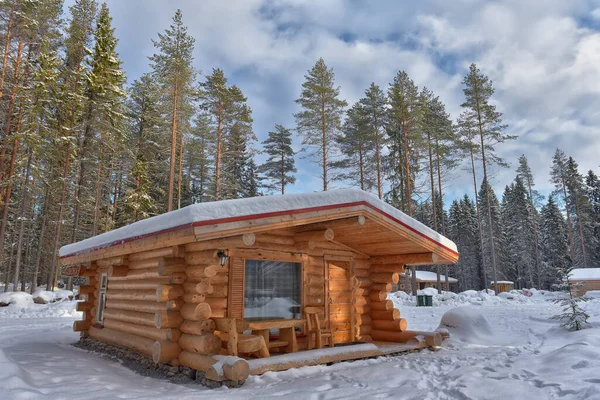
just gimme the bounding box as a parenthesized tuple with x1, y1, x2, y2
(398, 270, 458, 292)
(490, 281, 514, 293)
(60, 189, 459, 385)
(569, 268, 600, 296)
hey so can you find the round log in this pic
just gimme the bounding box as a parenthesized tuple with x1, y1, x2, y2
(210, 309, 227, 318)
(104, 308, 155, 327)
(204, 297, 227, 309)
(73, 320, 91, 332)
(183, 281, 213, 295)
(155, 310, 183, 329)
(178, 333, 221, 355)
(351, 277, 371, 288)
(128, 257, 164, 270)
(129, 246, 181, 261)
(371, 283, 392, 292)
(76, 302, 93, 312)
(108, 279, 166, 291)
(158, 264, 186, 276)
(354, 268, 370, 277)
(153, 340, 182, 363)
(354, 304, 371, 314)
(185, 265, 218, 279)
(96, 256, 126, 267)
(371, 329, 440, 347)
(294, 228, 334, 242)
(371, 264, 406, 274)
(211, 273, 228, 285)
(352, 296, 368, 306)
(106, 299, 181, 313)
(242, 233, 256, 246)
(178, 351, 223, 381)
(179, 319, 216, 335)
(78, 285, 95, 295)
(180, 303, 212, 321)
(209, 284, 228, 298)
(185, 250, 219, 266)
(222, 358, 250, 381)
(370, 308, 400, 321)
(370, 300, 394, 311)
(106, 289, 156, 302)
(372, 318, 408, 331)
(183, 293, 206, 304)
(369, 291, 388, 302)
(255, 234, 295, 245)
(370, 272, 399, 284)
(103, 318, 181, 342)
(355, 313, 371, 325)
(88, 326, 154, 357)
(157, 284, 185, 301)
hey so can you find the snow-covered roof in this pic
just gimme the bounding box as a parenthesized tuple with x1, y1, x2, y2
(403, 270, 458, 283)
(569, 268, 600, 281)
(59, 189, 458, 258)
(492, 281, 514, 285)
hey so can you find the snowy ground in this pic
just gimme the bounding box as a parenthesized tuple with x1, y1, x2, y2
(0, 290, 599, 400)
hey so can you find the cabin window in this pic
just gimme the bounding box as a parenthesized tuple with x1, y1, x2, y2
(96, 273, 108, 324)
(243, 260, 302, 321)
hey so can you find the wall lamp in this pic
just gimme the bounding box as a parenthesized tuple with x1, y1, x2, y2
(217, 250, 229, 267)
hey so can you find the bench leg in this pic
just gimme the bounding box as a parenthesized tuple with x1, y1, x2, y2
(279, 327, 298, 353)
(258, 336, 270, 358)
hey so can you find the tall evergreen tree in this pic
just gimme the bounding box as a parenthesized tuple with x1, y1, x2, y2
(585, 170, 600, 266)
(540, 196, 570, 289)
(149, 9, 196, 212)
(565, 157, 595, 266)
(550, 148, 577, 262)
(259, 124, 296, 194)
(360, 83, 387, 198)
(294, 58, 347, 191)
(186, 112, 214, 203)
(478, 179, 503, 289)
(448, 196, 482, 290)
(461, 63, 514, 293)
(387, 71, 420, 215)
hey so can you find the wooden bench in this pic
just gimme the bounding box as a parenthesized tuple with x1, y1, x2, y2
(212, 317, 270, 358)
(247, 319, 305, 354)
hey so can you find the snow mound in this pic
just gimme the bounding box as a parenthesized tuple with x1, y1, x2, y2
(0, 299, 81, 318)
(388, 288, 534, 309)
(32, 290, 73, 304)
(0, 291, 34, 307)
(418, 287, 438, 296)
(437, 307, 492, 342)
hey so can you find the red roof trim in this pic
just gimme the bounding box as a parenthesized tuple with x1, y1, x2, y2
(60, 200, 458, 259)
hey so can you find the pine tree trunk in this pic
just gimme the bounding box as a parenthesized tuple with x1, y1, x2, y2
(321, 96, 327, 191)
(32, 186, 50, 293)
(0, 2, 15, 100)
(215, 104, 223, 200)
(435, 133, 445, 234)
(403, 122, 412, 216)
(359, 146, 365, 191)
(12, 149, 33, 291)
(167, 80, 178, 211)
(476, 98, 499, 295)
(561, 177, 576, 262)
(427, 131, 437, 231)
(375, 132, 382, 199)
(281, 150, 285, 195)
(92, 143, 104, 236)
(526, 182, 542, 288)
(573, 198, 588, 266)
(470, 144, 488, 291)
(177, 128, 184, 209)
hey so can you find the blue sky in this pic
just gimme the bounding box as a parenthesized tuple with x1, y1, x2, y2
(65, 0, 600, 205)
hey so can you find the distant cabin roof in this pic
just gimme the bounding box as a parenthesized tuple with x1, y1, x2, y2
(402, 270, 458, 283)
(492, 281, 514, 285)
(59, 189, 458, 259)
(569, 268, 600, 281)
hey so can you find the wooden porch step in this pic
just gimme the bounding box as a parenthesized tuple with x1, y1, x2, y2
(268, 340, 289, 348)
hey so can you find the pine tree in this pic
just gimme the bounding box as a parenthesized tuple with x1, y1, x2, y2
(552, 266, 590, 331)
(387, 71, 420, 215)
(221, 121, 257, 199)
(478, 180, 503, 290)
(540, 196, 570, 289)
(334, 102, 377, 192)
(200, 69, 253, 200)
(360, 83, 387, 198)
(461, 63, 515, 293)
(294, 58, 347, 191)
(585, 171, 600, 266)
(516, 155, 543, 287)
(149, 9, 196, 211)
(187, 112, 215, 203)
(448, 196, 482, 290)
(565, 157, 595, 266)
(259, 124, 296, 194)
(550, 148, 577, 263)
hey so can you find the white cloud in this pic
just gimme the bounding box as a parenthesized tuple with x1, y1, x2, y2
(91, 0, 600, 200)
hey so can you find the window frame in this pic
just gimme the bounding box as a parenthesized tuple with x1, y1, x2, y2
(96, 272, 108, 324)
(241, 258, 304, 322)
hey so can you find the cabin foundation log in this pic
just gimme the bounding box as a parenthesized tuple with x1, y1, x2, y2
(88, 326, 154, 357)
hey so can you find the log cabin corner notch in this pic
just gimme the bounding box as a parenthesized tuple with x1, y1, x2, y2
(61, 189, 459, 384)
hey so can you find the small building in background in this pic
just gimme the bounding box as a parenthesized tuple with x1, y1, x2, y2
(491, 281, 514, 293)
(568, 268, 600, 296)
(398, 270, 458, 292)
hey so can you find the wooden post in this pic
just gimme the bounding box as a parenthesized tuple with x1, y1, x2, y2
(411, 265, 417, 296)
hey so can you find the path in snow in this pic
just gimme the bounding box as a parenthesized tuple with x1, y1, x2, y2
(0, 297, 599, 399)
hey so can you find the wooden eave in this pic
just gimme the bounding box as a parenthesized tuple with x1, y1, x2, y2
(60, 200, 459, 266)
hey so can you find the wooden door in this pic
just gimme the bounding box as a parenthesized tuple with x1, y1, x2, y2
(327, 261, 353, 344)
